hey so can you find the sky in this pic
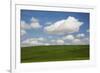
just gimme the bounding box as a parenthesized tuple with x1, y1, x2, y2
(20, 9, 89, 47)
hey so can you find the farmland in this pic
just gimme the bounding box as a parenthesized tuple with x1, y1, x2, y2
(21, 45, 89, 63)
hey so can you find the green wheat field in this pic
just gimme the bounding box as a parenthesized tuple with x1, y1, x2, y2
(21, 45, 89, 63)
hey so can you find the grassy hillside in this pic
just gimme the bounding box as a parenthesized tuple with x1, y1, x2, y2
(21, 45, 89, 63)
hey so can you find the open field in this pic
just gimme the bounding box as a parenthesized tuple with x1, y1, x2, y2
(21, 45, 89, 63)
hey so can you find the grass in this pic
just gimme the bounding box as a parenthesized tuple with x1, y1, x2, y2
(21, 45, 89, 63)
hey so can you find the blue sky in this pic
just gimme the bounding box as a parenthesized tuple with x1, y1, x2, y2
(21, 9, 89, 46)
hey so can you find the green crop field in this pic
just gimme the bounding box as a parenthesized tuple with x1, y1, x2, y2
(21, 45, 89, 63)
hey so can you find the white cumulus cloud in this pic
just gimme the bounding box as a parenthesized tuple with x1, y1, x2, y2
(56, 39, 64, 45)
(21, 38, 44, 47)
(38, 37, 45, 41)
(21, 17, 42, 30)
(21, 30, 26, 36)
(73, 39, 81, 44)
(44, 16, 83, 34)
(44, 43, 50, 46)
(63, 35, 75, 40)
(21, 21, 31, 29)
(76, 33, 85, 38)
(21, 17, 42, 37)
(30, 17, 42, 29)
(72, 38, 89, 45)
